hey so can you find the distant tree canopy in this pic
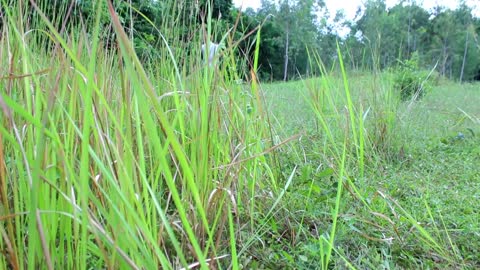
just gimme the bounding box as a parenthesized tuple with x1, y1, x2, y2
(221, 0, 480, 82)
(2, 0, 479, 81)
(254, 0, 480, 82)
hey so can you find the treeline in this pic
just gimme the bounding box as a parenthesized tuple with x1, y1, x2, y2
(3, 0, 479, 81)
(345, 1, 480, 82)
(242, 0, 480, 82)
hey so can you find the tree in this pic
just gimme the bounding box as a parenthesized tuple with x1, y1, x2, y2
(254, 0, 324, 80)
(424, 4, 480, 80)
(279, 0, 292, 81)
(452, 3, 478, 82)
(387, 2, 430, 58)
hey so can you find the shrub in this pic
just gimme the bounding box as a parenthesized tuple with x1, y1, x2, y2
(394, 52, 432, 101)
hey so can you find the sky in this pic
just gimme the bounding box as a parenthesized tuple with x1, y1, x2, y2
(232, 0, 480, 21)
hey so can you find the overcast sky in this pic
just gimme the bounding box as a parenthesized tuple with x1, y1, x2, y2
(232, 0, 480, 20)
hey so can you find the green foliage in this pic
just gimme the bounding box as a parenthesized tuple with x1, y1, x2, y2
(248, 0, 324, 81)
(394, 52, 431, 101)
(6, 0, 477, 83)
(1, 0, 480, 269)
(0, 0, 255, 269)
(345, 0, 480, 82)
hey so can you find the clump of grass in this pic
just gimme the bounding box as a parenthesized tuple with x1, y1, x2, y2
(393, 52, 433, 102)
(0, 1, 296, 269)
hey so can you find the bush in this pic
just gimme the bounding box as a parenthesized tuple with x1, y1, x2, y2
(394, 52, 432, 101)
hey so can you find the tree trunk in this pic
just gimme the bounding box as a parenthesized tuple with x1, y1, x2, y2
(306, 60, 309, 77)
(460, 31, 469, 83)
(413, 34, 417, 51)
(441, 38, 448, 76)
(283, 28, 289, 81)
(448, 57, 453, 79)
(407, 10, 412, 54)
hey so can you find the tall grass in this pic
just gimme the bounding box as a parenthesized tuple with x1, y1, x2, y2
(0, 1, 287, 269)
(0, 0, 475, 269)
(296, 41, 469, 268)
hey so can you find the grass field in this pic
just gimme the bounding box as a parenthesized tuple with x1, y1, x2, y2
(259, 75, 480, 269)
(1, 2, 479, 269)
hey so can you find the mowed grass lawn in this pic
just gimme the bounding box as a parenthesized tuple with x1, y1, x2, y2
(256, 74, 480, 268)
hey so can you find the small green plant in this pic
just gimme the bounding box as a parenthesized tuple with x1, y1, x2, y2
(394, 52, 431, 101)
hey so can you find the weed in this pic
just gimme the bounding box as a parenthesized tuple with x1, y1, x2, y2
(394, 52, 432, 102)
